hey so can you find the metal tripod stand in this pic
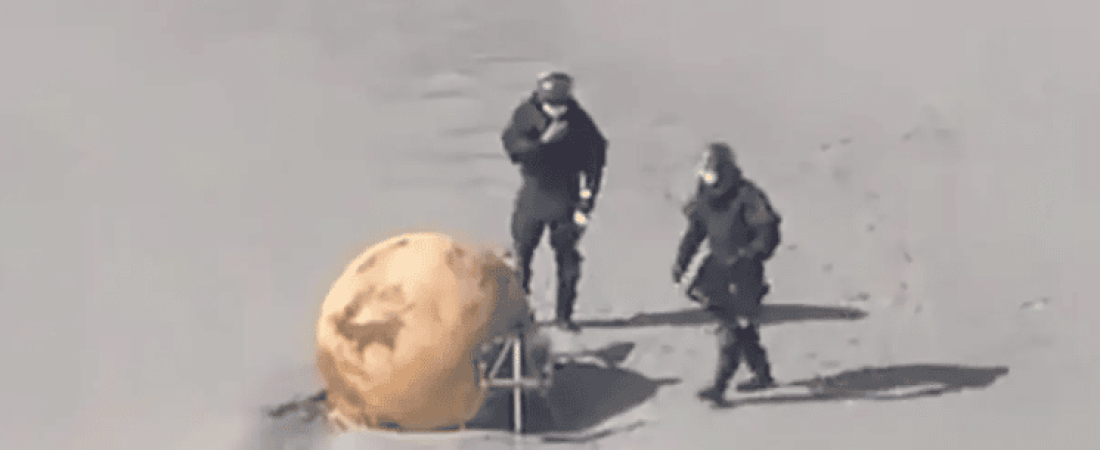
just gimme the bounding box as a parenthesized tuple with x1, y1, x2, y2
(478, 329, 561, 434)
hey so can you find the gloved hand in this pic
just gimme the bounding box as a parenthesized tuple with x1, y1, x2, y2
(672, 263, 686, 284)
(577, 198, 595, 215)
(540, 120, 569, 144)
(573, 210, 589, 227)
(577, 188, 596, 214)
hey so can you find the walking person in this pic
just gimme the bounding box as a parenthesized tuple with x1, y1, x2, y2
(671, 142, 783, 402)
(501, 71, 609, 332)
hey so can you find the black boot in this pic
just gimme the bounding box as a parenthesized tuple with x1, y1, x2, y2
(554, 281, 581, 332)
(513, 255, 532, 295)
(699, 325, 739, 403)
(554, 317, 580, 333)
(736, 374, 777, 392)
(696, 385, 727, 404)
(518, 269, 532, 295)
(698, 368, 735, 403)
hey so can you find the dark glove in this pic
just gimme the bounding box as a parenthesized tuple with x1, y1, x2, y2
(577, 197, 595, 215)
(540, 120, 569, 144)
(672, 263, 686, 284)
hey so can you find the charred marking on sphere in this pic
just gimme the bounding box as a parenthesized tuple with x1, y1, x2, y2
(343, 285, 376, 318)
(445, 245, 467, 271)
(334, 313, 405, 353)
(357, 255, 379, 273)
(478, 257, 505, 290)
(358, 239, 409, 273)
(316, 349, 368, 422)
(332, 286, 405, 353)
(375, 284, 405, 305)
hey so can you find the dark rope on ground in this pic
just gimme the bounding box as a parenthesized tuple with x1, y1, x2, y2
(266, 389, 328, 419)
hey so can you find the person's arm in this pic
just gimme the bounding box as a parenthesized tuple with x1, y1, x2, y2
(501, 103, 542, 164)
(576, 107, 609, 208)
(736, 189, 782, 262)
(673, 203, 708, 280)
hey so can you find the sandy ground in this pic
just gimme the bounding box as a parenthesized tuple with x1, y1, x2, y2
(2, 1, 1099, 449)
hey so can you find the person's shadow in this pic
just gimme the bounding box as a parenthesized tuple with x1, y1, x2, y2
(556, 303, 868, 329)
(466, 341, 679, 441)
(714, 364, 1010, 409)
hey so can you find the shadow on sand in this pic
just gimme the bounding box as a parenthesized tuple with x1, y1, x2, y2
(466, 341, 679, 440)
(555, 303, 868, 329)
(252, 343, 669, 446)
(242, 409, 332, 450)
(716, 364, 1010, 409)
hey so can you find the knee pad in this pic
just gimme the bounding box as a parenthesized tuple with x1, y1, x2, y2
(554, 247, 583, 265)
(549, 221, 583, 247)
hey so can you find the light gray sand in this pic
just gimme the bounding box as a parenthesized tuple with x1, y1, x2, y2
(2, 1, 1097, 449)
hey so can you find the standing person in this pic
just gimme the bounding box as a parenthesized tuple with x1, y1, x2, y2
(501, 71, 608, 332)
(671, 142, 783, 403)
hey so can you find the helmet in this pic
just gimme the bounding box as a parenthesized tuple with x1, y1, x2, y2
(696, 142, 742, 198)
(535, 71, 573, 105)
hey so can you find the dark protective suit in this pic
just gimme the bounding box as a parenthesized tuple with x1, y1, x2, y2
(674, 176, 782, 393)
(501, 93, 608, 322)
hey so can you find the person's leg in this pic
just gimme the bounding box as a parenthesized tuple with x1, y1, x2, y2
(698, 317, 740, 402)
(711, 261, 775, 391)
(510, 209, 545, 294)
(548, 218, 584, 330)
(734, 321, 776, 391)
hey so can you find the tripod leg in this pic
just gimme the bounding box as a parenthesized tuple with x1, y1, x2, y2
(512, 335, 524, 434)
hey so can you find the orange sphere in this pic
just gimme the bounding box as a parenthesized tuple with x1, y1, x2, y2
(315, 232, 532, 432)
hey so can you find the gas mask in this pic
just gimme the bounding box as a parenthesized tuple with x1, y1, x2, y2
(542, 101, 569, 119)
(695, 143, 742, 201)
